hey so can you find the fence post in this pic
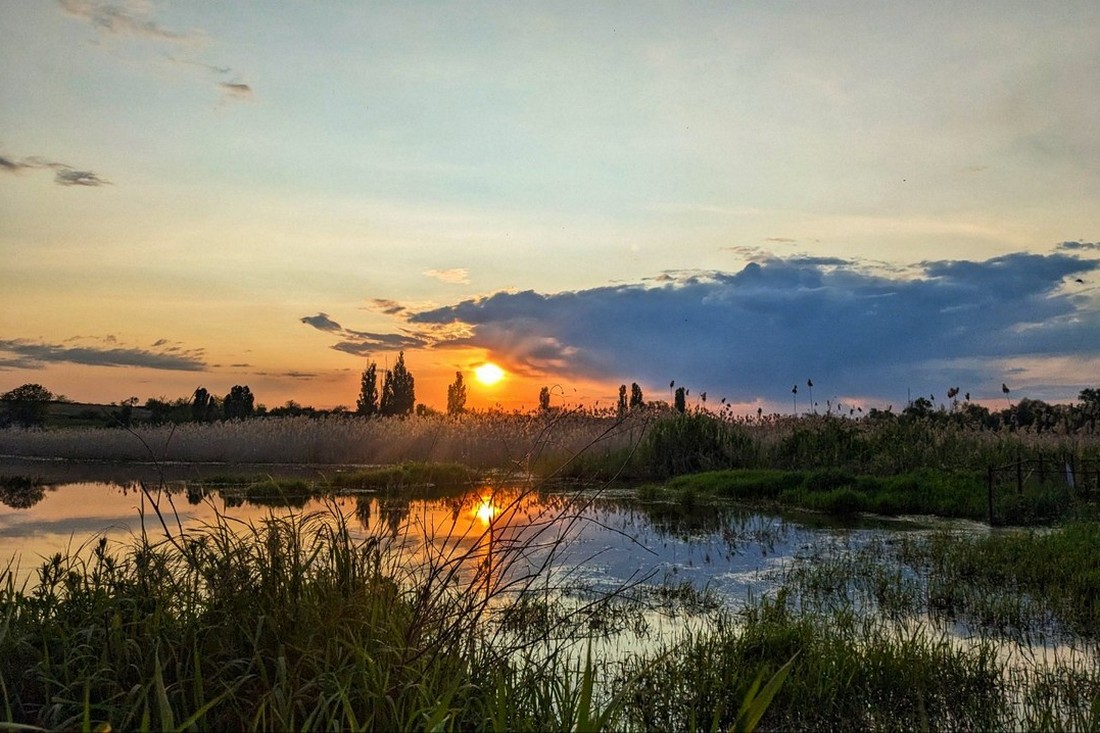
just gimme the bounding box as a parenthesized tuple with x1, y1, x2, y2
(987, 465, 994, 526)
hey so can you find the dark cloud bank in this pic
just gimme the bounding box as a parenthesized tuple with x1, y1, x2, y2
(307, 252, 1100, 405)
(0, 339, 205, 372)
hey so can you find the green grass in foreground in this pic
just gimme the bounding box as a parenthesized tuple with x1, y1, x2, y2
(639, 467, 1076, 524)
(1, 507, 497, 731)
(622, 594, 1007, 732)
(1, 496, 790, 732)
(6, 492, 1100, 730)
(898, 521, 1100, 639)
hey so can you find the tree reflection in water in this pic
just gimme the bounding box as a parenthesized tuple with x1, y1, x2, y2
(0, 476, 48, 509)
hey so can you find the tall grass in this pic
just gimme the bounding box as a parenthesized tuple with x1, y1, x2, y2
(1, 504, 474, 730)
(0, 411, 648, 469)
(618, 593, 1006, 731)
(2, 471, 808, 732)
(4, 410, 1099, 484)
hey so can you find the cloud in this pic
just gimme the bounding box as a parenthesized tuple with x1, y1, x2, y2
(253, 370, 318, 380)
(300, 313, 427, 357)
(0, 338, 207, 371)
(383, 252, 1100, 402)
(58, 0, 202, 43)
(61, 3, 254, 100)
(423, 268, 470, 285)
(1058, 241, 1100, 252)
(0, 153, 111, 186)
(300, 313, 343, 333)
(0, 155, 33, 173)
(219, 82, 253, 101)
(369, 299, 407, 316)
(54, 168, 111, 186)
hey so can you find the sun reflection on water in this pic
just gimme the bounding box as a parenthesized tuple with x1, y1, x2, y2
(473, 494, 499, 526)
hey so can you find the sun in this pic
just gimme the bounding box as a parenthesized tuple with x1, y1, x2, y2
(474, 362, 505, 386)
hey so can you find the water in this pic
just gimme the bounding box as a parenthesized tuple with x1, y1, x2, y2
(0, 460, 937, 620)
(0, 460, 887, 602)
(2, 460, 1094, 665)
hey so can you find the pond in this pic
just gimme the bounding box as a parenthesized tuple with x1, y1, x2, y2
(0, 458, 922, 606)
(6, 458, 1100, 729)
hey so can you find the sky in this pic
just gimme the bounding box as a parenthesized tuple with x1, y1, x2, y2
(2, 1, 1099, 414)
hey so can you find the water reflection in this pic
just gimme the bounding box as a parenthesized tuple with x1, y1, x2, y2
(0, 475, 1064, 643)
(0, 476, 50, 509)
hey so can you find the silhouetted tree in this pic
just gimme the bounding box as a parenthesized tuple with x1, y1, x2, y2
(538, 386, 551, 412)
(617, 385, 628, 418)
(1080, 388, 1100, 416)
(674, 386, 687, 414)
(446, 372, 466, 415)
(357, 362, 379, 416)
(629, 383, 644, 410)
(380, 352, 415, 416)
(111, 397, 139, 427)
(223, 385, 255, 420)
(191, 387, 217, 421)
(902, 396, 935, 419)
(1, 383, 54, 427)
(145, 396, 190, 424)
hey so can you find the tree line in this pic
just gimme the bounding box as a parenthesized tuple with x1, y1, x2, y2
(6, 359, 1100, 432)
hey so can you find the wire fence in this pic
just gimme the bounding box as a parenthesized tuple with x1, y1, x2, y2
(986, 453, 1100, 525)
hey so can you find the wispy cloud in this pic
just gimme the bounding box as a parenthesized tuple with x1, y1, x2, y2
(58, 0, 202, 43)
(253, 370, 319, 380)
(1059, 241, 1100, 252)
(368, 299, 407, 316)
(300, 313, 427, 356)
(423, 268, 470, 285)
(0, 153, 111, 186)
(0, 337, 206, 371)
(219, 82, 253, 102)
(54, 168, 112, 186)
(59, 1, 254, 101)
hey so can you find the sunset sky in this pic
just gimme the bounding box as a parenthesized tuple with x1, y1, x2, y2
(2, 1, 1099, 413)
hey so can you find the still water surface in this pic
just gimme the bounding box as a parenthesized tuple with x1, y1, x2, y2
(0, 459, 923, 606)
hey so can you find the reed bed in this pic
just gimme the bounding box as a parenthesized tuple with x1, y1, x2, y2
(3, 410, 1099, 479)
(0, 478, 654, 732)
(0, 411, 648, 469)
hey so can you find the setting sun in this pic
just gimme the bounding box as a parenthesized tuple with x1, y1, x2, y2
(474, 362, 505, 386)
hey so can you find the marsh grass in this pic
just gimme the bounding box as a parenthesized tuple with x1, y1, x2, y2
(636, 466, 1078, 524)
(618, 593, 1006, 732)
(897, 522, 1100, 640)
(0, 412, 651, 469)
(770, 523, 1100, 729)
(0, 481, 665, 732)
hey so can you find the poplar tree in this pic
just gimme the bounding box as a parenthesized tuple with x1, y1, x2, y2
(447, 372, 466, 415)
(380, 352, 415, 416)
(357, 362, 379, 416)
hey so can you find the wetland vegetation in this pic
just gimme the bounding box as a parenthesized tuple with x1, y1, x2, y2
(4, 396, 1100, 730)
